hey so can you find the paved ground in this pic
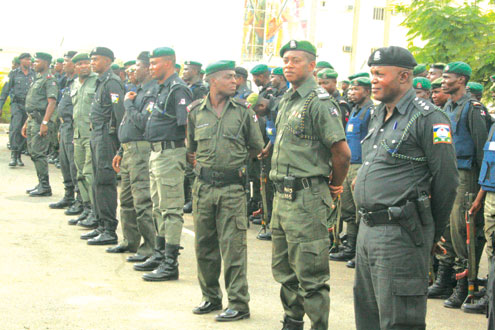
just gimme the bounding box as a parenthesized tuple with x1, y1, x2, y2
(0, 131, 488, 330)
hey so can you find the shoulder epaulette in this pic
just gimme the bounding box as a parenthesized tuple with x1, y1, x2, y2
(472, 101, 482, 107)
(315, 87, 330, 100)
(186, 98, 204, 112)
(412, 96, 439, 116)
(232, 97, 248, 108)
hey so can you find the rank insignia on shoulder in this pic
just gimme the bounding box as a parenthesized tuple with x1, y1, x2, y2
(433, 124, 452, 144)
(146, 102, 154, 113)
(316, 87, 330, 100)
(110, 93, 120, 104)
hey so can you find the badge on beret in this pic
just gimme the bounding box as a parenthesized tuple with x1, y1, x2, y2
(444, 65, 449, 71)
(290, 40, 297, 48)
(433, 124, 452, 144)
(417, 83, 422, 89)
(110, 93, 119, 104)
(374, 51, 381, 61)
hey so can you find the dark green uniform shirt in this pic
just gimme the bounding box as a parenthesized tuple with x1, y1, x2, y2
(89, 69, 125, 131)
(354, 88, 459, 241)
(444, 91, 488, 169)
(71, 73, 98, 138)
(25, 71, 58, 114)
(187, 96, 264, 171)
(270, 76, 346, 182)
(0, 67, 35, 108)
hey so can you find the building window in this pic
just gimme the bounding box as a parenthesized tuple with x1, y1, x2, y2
(373, 7, 385, 20)
(342, 46, 352, 53)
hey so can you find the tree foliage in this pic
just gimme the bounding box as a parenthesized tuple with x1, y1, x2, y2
(396, 0, 495, 86)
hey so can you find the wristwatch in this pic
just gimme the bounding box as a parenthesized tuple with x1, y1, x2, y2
(42, 120, 48, 125)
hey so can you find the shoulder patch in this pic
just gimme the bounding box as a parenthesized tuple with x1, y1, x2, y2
(433, 124, 452, 144)
(232, 98, 248, 108)
(186, 98, 203, 112)
(315, 87, 330, 100)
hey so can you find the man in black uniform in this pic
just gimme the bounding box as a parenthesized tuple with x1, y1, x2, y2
(270, 67, 288, 97)
(0, 53, 35, 167)
(48, 51, 83, 213)
(353, 46, 458, 330)
(80, 47, 125, 245)
(234, 67, 252, 100)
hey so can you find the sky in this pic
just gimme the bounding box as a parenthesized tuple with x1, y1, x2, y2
(0, 0, 245, 70)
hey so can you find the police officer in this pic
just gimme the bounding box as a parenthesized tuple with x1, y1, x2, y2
(317, 68, 351, 127)
(427, 63, 446, 82)
(354, 46, 458, 330)
(48, 51, 83, 212)
(234, 67, 252, 100)
(69, 53, 99, 227)
(270, 40, 350, 330)
(22, 52, 59, 197)
(441, 62, 488, 309)
(175, 63, 181, 75)
(413, 76, 432, 100)
(187, 60, 263, 322)
(80, 47, 125, 245)
(341, 79, 350, 102)
(182, 60, 208, 214)
(123, 60, 138, 93)
(0, 53, 35, 167)
(250, 64, 274, 96)
(314, 60, 333, 77)
(270, 67, 288, 97)
(329, 77, 373, 267)
(107, 51, 156, 263)
(431, 78, 450, 108)
(141, 47, 192, 282)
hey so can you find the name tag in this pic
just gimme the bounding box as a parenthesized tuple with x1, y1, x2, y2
(489, 142, 495, 151)
(347, 124, 353, 132)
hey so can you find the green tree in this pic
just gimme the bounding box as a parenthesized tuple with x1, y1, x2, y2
(396, 0, 495, 86)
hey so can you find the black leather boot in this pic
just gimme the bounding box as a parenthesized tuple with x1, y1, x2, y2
(9, 151, 17, 167)
(183, 200, 192, 214)
(281, 315, 304, 330)
(134, 236, 165, 271)
(78, 209, 98, 228)
(29, 176, 52, 197)
(65, 199, 83, 215)
(142, 243, 180, 281)
(49, 189, 75, 209)
(68, 203, 90, 225)
(329, 235, 356, 261)
(16, 152, 24, 166)
(462, 291, 488, 314)
(444, 277, 468, 308)
(428, 263, 455, 299)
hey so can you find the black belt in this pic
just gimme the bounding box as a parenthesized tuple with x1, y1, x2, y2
(199, 167, 243, 187)
(273, 177, 323, 194)
(150, 140, 185, 152)
(358, 208, 400, 226)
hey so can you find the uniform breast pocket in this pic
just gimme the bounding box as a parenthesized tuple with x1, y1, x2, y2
(194, 126, 214, 154)
(222, 125, 246, 149)
(84, 92, 95, 105)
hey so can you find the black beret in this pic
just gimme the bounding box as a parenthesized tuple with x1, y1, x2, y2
(368, 46, 417, 69)
(137, 51, 150, 63)
(19, 53, 31, 60)
(90, 47, 115, 61)
(235, 67, 248, 77)
(64, 51, 77, 59)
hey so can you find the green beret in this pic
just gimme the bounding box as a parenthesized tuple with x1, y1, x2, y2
(467, 82, 483, 94)
(341, 80, 350, 84)
(19, 53, 31, 60)
(280, 40, 316, 57)
(316, 61, 333, 69)
(13, 57, 20, 65)
(56, 58, 64, 63)
(348, 72, 370, 80)
(175, 63, 181, 70)
(246, 93, 260, 107)
(137, 51, 150, 63)
(200, 69, 205, 75)
(184, 61, 202, 68)
(351, 77, 371, 87)
(413, 77, 431, 90)
(110, 63, 121, 70)
(272, 67, 284, 76)
(35, 52, 52, 63)
(64, 51, 77, 58)
(71, 53, 90, 64)
(30, 57, 35, 63)
(431, 78, 443, 89)
(124, 60, 136, 66)
(431, 63, 446, 70)
(444, 61, 472, 77)
(150, 47, 175, 58)
(90, 47, 115, 61)
(250, 64, 269, 75)
(317, 68, 338, 79)
(205, 60, 235, 75)
(368, 46, 417, 69)
(413, 64, 427, 75)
